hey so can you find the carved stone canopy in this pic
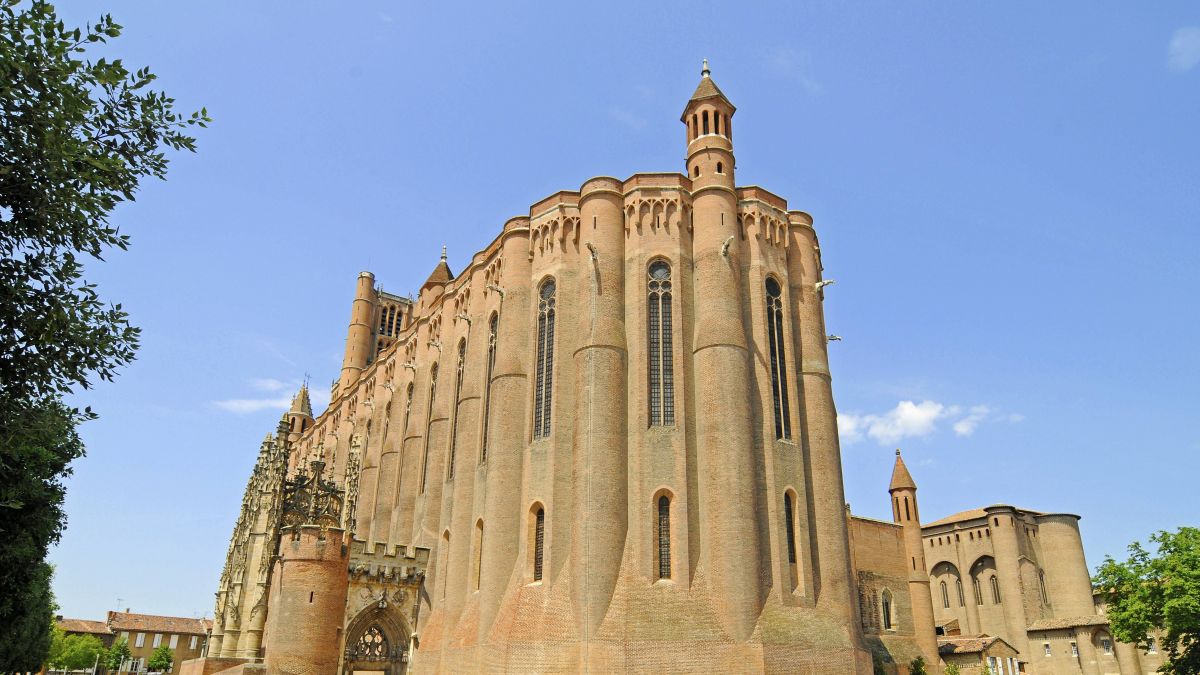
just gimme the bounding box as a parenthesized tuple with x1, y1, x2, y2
(281, 459, 344, 530)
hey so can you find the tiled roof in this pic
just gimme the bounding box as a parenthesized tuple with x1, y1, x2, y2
(924, 508, 990, 528)
(924, 505, 1047, 528)
(58, 618, 112, 636)
(938, 635, 1014, 655)
(107, 611, 210, 635)
(1027, 615, 1110, 631)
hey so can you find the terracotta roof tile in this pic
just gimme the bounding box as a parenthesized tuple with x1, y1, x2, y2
(937, 634, 1015, 655)
(1027, 615, 1109, 631)
(106, 611, 210, 635)
(58, 618, 112, 636)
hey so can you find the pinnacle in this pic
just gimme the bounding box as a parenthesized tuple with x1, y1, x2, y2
(889, 449, 917, 492)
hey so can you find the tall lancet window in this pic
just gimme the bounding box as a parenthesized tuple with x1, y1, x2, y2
(448, 339, 466, 480)
(647, 261, 675, 426)
(532, 279, 556, 439)
(533, 507, 545, 582)
(403, 383, 414, 435)
(656, 495, 672, 579)
(765, 277, 792, 439)
(420, 364, 438, 494)
(784, 491, 798, 564)
(481, 313, 498, 463)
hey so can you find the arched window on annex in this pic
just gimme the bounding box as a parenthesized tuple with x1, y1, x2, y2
(970, 556, 998, 605)
(647, 260, 675, 427)
(528, 502, 546, 583)
(532, 278, 556, 440)
(881, 589, 895, 631)
(764, 276, 792, 440)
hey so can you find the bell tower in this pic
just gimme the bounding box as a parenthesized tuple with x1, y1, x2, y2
(890, 449, 940, 665)
(682, 59, 736, 185)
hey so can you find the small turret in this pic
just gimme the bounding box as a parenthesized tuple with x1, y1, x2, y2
(681, 60, 736, 185)
(285, 383, 314, 471)
(338, 272, 378, 396)
(889, 449, 940, 665)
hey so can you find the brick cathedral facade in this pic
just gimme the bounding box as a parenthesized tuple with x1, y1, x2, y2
(185, 66, 1160, 675)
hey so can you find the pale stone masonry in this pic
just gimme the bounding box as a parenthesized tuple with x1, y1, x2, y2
(187, 66, 1157, 675)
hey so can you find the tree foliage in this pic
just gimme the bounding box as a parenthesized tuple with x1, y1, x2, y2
(105, 637, 131, 671)
(147, 644, 173, 672)
(1094, 527, 1200, 675)
(0, 1, 206, 670)
(47, 632, 105, 671)
(909, 655, 927, 675)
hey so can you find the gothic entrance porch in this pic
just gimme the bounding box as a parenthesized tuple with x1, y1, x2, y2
(343, 605, 410, 675)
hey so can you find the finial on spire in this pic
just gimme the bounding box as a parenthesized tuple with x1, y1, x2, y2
(441, 245, 447, 262)
(701, 58, 710, 78)
(896, 448, 901, 456)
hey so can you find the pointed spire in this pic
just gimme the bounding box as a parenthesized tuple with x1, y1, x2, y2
(682, 59, 735, 119)
(422, 245, 454, 289)
(889, 448, 917, 492)
(289, 383, 313, 418)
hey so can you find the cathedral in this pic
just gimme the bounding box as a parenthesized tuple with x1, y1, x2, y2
(183, 66, 1162, 675)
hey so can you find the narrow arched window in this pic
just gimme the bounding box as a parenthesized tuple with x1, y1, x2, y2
(765, 278, 792, 439)
(973, 577, 983, 605)
(957, 578, 965, 606)
(1039, 569, 1049, 604)
(904, 496, 911, 521)
(941, 581, 950, 608)
(692, 113, 698, 139)
(702, 110, 710, 135)
(420, 364, 439, 493)
(657, 495, 671, 579)
(991, 576, 1002, 604)
(784, 492, 798, 564)
(647, 261, 674, 426)
(716, 161, 723, 174)
(402, 383, 414, 435)
(882, 590, 893, 630)
(533, 507, 545, 582)
(481, 313, 498, 463)
(448, 339, 466, 480)
(440, 531, 450, 600)
(715, 111, 722, 136)
(473, 520, 484, 591)
(532, 279, 556, 439)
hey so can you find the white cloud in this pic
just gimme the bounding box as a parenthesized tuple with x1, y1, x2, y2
(839, 400, 949, 445)
(213, 397, 292, 415)
(953, 405, 991, 437)
(249, 377, 291, 392)
(1168, 27, 1200, 72)
(609, 107, 647, 130)
(839, 400, 1023, 445)
(762, 46, 823, 95)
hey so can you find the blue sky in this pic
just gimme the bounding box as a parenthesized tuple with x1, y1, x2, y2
(48, 1, 1199, 621)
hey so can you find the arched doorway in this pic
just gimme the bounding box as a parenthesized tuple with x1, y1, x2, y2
(343, 603, 411, 675)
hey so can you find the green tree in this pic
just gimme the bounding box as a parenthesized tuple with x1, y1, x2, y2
(909, 655, 927, 675)
(147, 644, 174, 672)
(105, 636, 131, 671)
(1094, 527, 1200, 675)
(0, 1, 206, 670)
(48, 633, 105, 671)
(943, 664, 961, 675)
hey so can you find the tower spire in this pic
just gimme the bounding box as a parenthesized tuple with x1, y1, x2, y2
(701, 58, 710, 77)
